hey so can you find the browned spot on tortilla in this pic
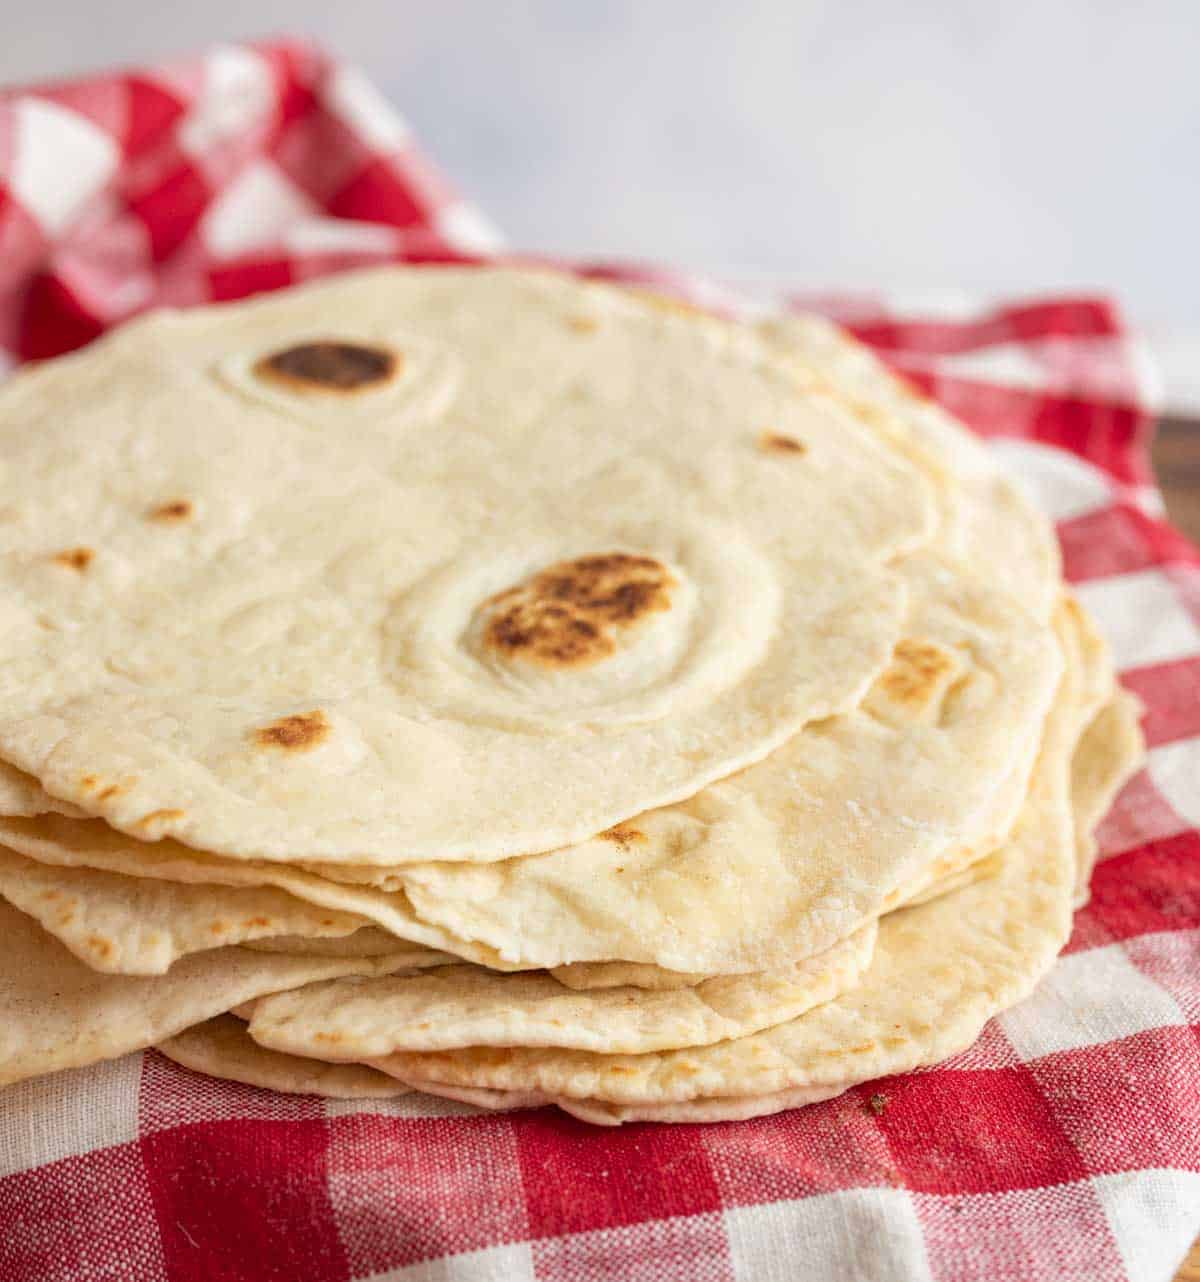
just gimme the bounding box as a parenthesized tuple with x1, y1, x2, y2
(58, 910, 76, 925)
(40, 889, 59, 900)
(255, 341, 398, 394)
(97, 783, 129, 802)
(845, 397, 892, 429)
(626, 287, 709, 319)
(210, 921, 229, 936)
(566, 315, 599, 333)
(135, 808, 186, 832)
(315, 1032, 343, 1045)
(86, 934, 113, 960)
(759, 432, 806, 455)
(876, 640, 958, 711)
(600, 824, 647, 848)
(245, 917, 270, 928)
(148, 499, 193, 522)
(483, 553, 676, 670)
(80, 775, 100, 792)
(253, 710, 330, 752)
(53, 547, 93, 571)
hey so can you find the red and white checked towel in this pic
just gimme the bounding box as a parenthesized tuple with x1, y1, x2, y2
(0, 39, 1197, 1282)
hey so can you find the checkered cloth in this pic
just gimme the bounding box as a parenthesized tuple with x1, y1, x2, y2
(0, 39, 1197, 1282)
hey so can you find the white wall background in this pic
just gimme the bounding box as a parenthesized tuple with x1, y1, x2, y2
(1, 0, 1196, 342)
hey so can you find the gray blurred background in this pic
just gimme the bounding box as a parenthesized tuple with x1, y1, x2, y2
(2, 0, 1197, 401)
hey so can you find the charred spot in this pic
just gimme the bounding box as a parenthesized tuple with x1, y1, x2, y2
(86, 934, 114, 960)
(879, 639, 957, 708)
(255, 341, 398, 393)
(253, 710, 330, 752)
(148, 499, 193, 522)
(482, 552, 676, 670)
(135, 809, 186, 832)
(629, 288, 707, 319)
(847, 397, 891, 429)
(600, 824, 648, 847)
(53, 547, 93, 571)
(759, 432, 806, 455)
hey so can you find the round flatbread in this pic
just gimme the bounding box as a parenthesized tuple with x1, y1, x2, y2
(244, 921, 874, 1058)
(157, 1014, 410, 1099)
(0, 899, 427, 1088)
(0, 267, 933, 864)
(0, 845, 367, 974)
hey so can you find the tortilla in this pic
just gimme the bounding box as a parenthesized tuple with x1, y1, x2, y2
(0, 845, 367, 974)
(0, 900, 430, 1088)
(0, 267, 933, 864)
(245, 922, 874, 1058)
(156, 1015, 411, 1099)
(0, 812, 515, 969)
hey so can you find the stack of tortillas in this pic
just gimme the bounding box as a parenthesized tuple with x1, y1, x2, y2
(0, 267, 1144, 1123)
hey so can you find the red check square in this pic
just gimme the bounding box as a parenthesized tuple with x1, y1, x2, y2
(873, 1066, 1086, 1195)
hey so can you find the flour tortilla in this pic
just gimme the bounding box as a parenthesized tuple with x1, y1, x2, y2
(0, 267, 933, 865)
(0, 845, 368, 974)
(0, 899, 432, 1087)
(392, 552, 1060, 973)
(156, 1015, 411, 1099)
(0, 812, 518, 970)
(369, 605, 1082, 1104)
(244, 921, 873, 1058)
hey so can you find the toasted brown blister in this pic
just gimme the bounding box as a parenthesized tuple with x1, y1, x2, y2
(482, 553, 677, 670)
(253, 711, 330, 753)
(255, 340, 398, 393)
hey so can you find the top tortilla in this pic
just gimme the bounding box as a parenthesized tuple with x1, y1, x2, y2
(0, 267, 933, 863)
